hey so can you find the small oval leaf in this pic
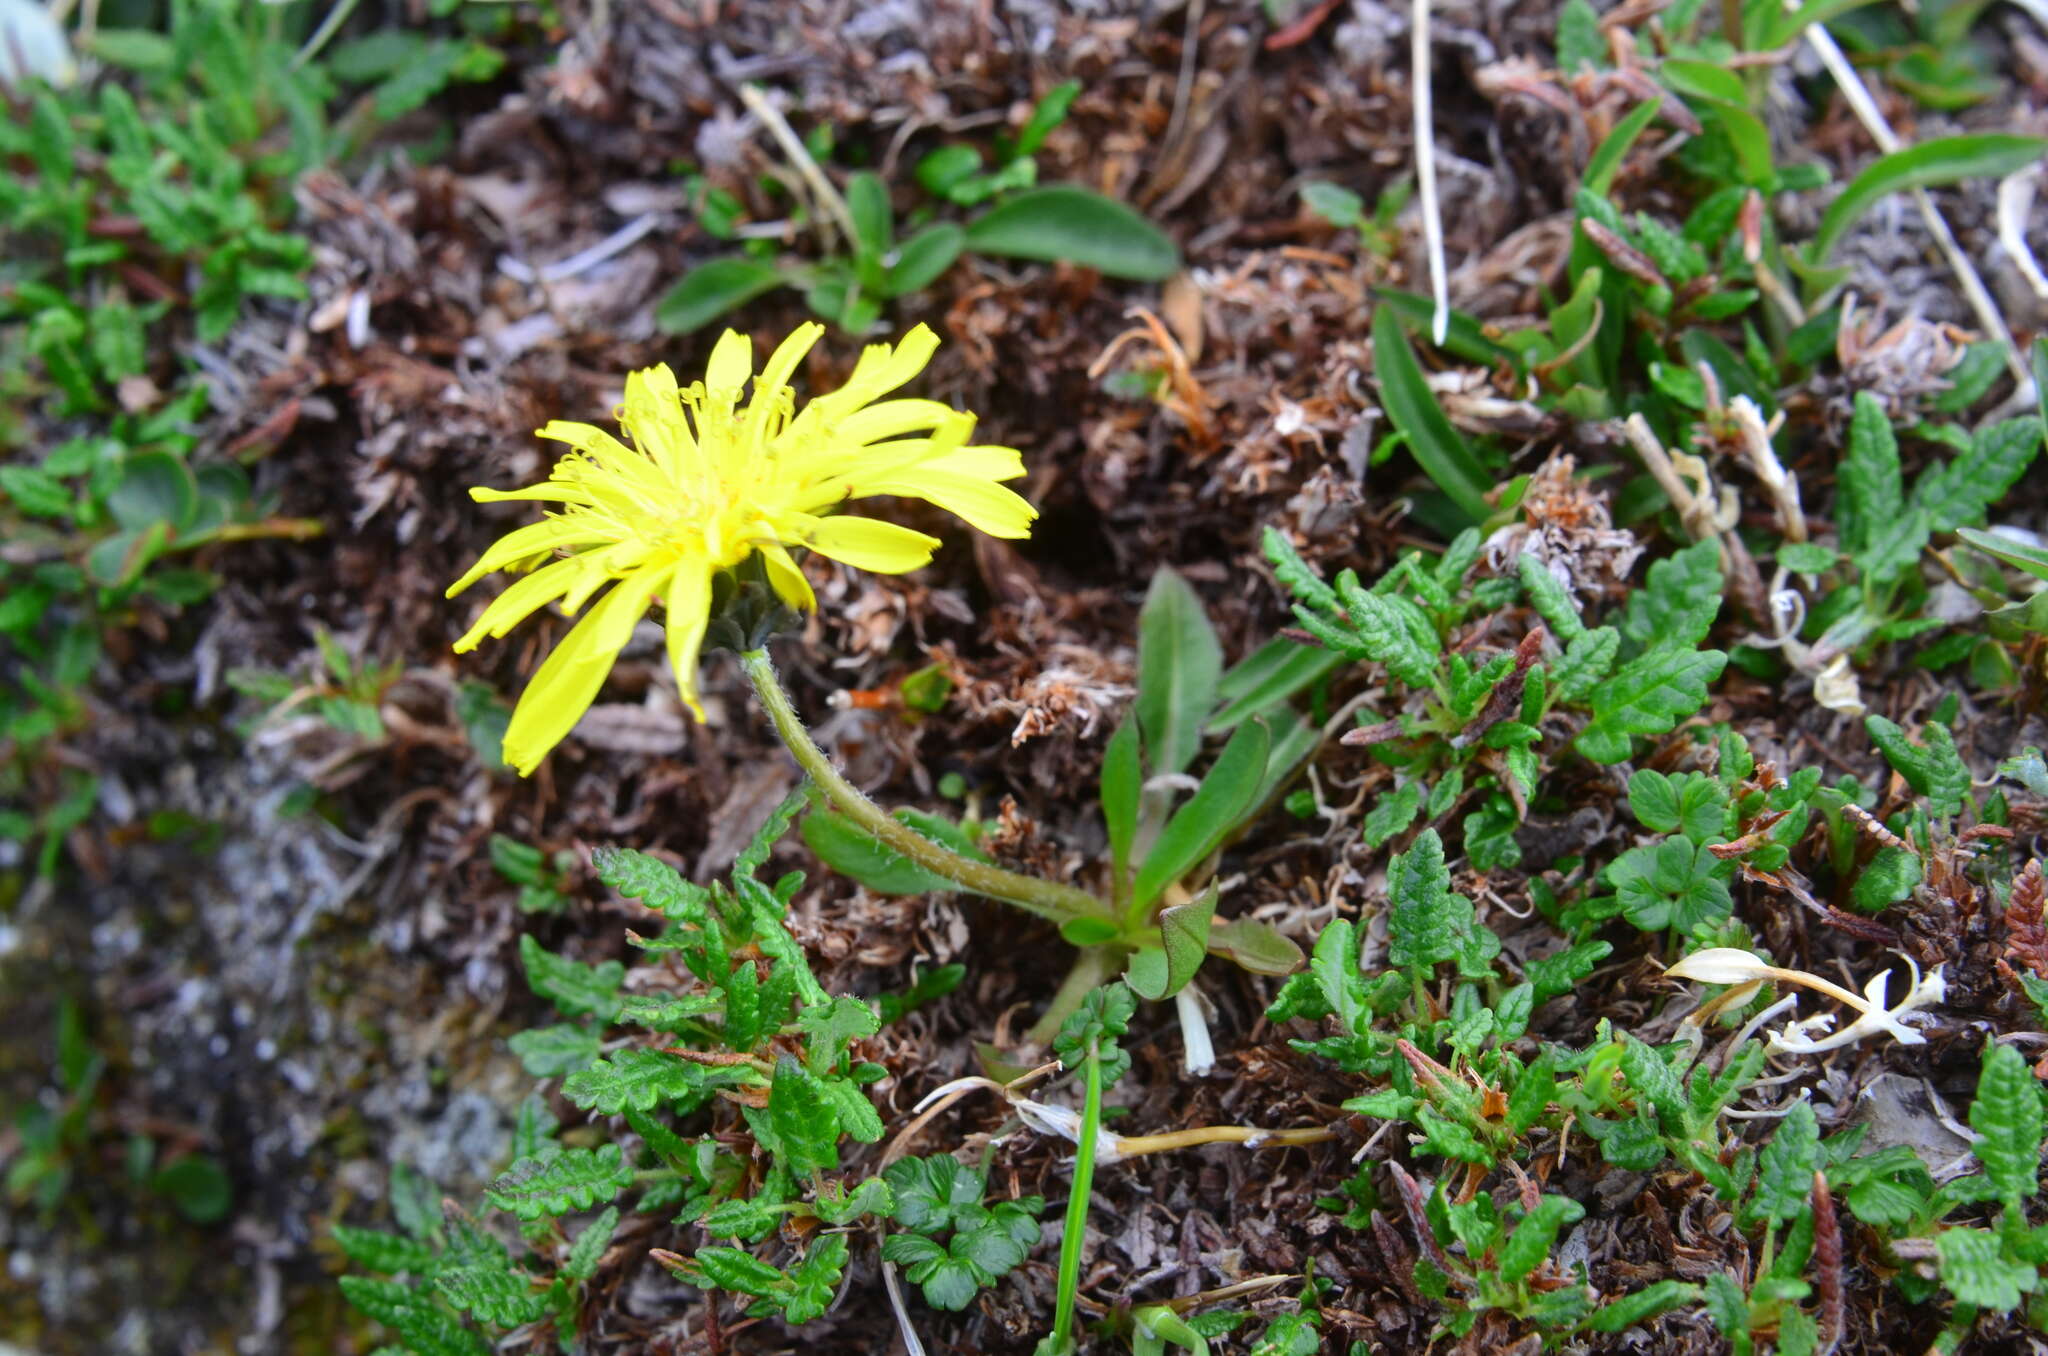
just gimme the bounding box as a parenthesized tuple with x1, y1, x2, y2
(963, 185, 1179, 281)
(655, 257, 788, 333)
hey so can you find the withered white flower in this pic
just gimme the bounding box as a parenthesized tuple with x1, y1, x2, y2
(1664, 946, 1946, 1055)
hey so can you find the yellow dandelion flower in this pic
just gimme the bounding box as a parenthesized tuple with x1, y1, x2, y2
(447, 322, 1036, 776)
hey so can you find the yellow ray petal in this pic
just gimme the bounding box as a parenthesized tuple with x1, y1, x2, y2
(801, 514, 941, 573)
(447, 517, 611, 596)
(830, 398, 958, 447)
(705, 328, 753, 393)
(621, 364, 694, 479)
(454, 556, 590, 651)
(664, 565, 714, 721)
(758, 542, 816, 612)
(470, 482, 601, 507)
(857, 471, 1038, 538)
(500, 568, 669, 775)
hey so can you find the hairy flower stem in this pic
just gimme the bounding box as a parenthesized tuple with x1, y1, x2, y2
(742, 649, 1113, 929)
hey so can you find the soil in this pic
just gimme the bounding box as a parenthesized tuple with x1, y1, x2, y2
(5, 2, 2048, 1354)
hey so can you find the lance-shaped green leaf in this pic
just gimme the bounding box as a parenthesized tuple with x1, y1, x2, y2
(1135, 567, 1224, 778)
(1373, 304, 1493, 524)
(1101, 716, 1140, 893)
(1811, 135, 2048, 264)
(1130, 718, 1270, 910)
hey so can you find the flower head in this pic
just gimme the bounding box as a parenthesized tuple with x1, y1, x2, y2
(448, 323, 1035, 774)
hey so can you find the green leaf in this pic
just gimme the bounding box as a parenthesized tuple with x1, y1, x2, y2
(1611, 839, 1733, 933)
(1958, 526, 2048, 584)
(1753, 1101, 1820, 1222)
(763, 1056, 841, 1176)
(800, 805, 989, 897)
(1507, 1052, 1558, 1134)
(1557, 0, 1609, 74)
(507, 1022, 601, 1077)
(963, 185, 1179, 280)
(332, 1224, 436, 1275)
(917, 144, 984, 196)
(1102, 716, 1141, 890)
(846, 171, 894, 266)
(1372, 305, 1493, 524)
(1969, 1041, 2045, 1208)
(1307, 918, 1365, 1036)
(814, 1175, 895, 1225)
(952, 1206, 1036, 1278)
(1551, 625, 1620, 702)
(1362, 781, 1424, 850)
(563, 1048, 729, 1115)
(1386, 829, 1501, 979)
(108, 452, 200, 535)
(1588, 1280, 1705, 1333)
(1302, 181, 1365, 228)
(1576, 648, 1728, 764)
(1850, 846, 1923, 912)
(816, 1075, 884, 1143)
(563, 1205, 620, 1283)
(438, 1262, 550, 1326)
(338, 1277, 491, 1356)
(388, 1163, 440, 1241)
(1206, 916, 1304, 975)
(655, 257, 788, 333)
(485, 1145, 633, 1221)
(1052, 982, 1136, 1088)
(884, 222, 964, 297)
(1619, 1035, 1687, 1133)
(1913, 417, 2043, 534)
(689, 1245, 791, 1297)
(1584, 100, 1660, 197)
(1811, 135, 2048, 264)
(885, 1154, 986, 1235)
(1863, 715, 1970, 818)
(519, 935, 624, 1020)
(592, 845, 713, 919)
(1620, 539, 1723, 656)
(700, 1196, 784, 1239)
(1209, 638, 1346, 732)
(1498, 1195, 1586, 1284)
(1131, 718, 1270, 910)
(1012, 79, 1080, 158)
(784, 1233, 850, 1322)
(1519, 552, 1584, 643)
(796, 994, 881, 1075)
(1325, 577, 1439, 689)
(1136, 567, 1224, 778)
(1125, 883, 1216, 1000)
(1936, 1228, 2036, 1309)
(615, 992, 723, 1033)
(1839, 390, 1922, 580)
